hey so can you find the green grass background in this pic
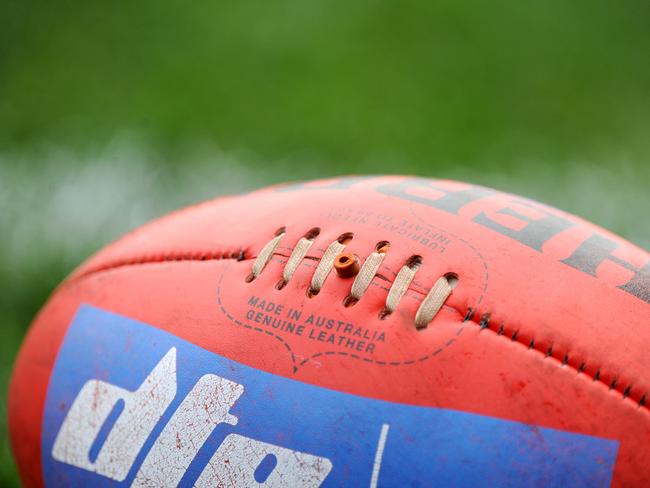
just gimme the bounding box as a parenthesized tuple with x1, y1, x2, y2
(1, 1, 649, 484)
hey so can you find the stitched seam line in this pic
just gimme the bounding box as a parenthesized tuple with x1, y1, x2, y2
(68, 247, 248, 284)
(66, 249, 648, 412)
(464, 312, 646, 410)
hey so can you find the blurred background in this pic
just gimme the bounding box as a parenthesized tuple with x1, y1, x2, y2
(1, 1, 649, 484)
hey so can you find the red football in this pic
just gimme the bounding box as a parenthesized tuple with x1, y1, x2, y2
(9, 176, 650, 487)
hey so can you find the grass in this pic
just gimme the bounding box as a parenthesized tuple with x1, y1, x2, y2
(1, 0, 650, 484)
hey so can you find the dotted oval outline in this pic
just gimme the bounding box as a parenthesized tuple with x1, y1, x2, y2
(216, 260, 472, 372)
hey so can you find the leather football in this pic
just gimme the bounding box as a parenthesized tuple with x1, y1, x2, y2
(9, 176, 650, 487)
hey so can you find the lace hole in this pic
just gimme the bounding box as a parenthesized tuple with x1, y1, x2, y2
(444, 272, 459, 288)
(406, 255, 422, 269)
(343, 295, 358, 307)
(245, 273, 256, 283)
(337, 232, 354, 244)
(304, 227, 321, 240)
(378, 308, 392, 320)
(375, 240, 390, 253)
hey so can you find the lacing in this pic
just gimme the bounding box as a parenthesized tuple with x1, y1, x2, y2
(247, 228, 456, 329)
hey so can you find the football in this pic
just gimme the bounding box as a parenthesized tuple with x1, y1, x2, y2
(9, 176, 650, 487)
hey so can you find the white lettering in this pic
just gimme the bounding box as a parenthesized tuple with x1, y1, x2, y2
(51, 348, 177, 481)
(133, 374, 244, 487)
(51, 347, 333, 486)
(195, 434, 332, 487)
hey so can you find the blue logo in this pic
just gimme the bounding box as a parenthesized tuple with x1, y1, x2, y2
(42, 305, 618, 487)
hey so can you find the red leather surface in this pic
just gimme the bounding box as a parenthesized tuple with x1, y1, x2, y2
(9, 176, 650, 486)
